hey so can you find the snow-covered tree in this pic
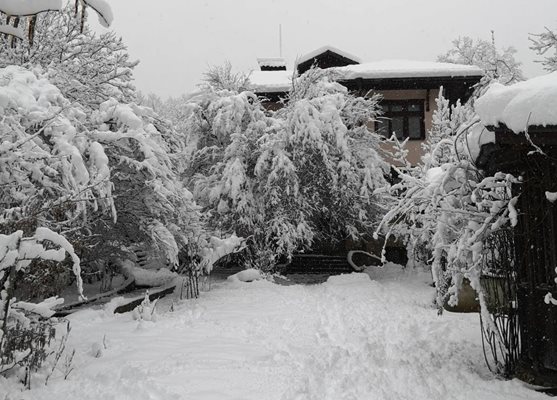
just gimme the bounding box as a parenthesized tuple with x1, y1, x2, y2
(85, 98, 203, 269)
(0, 4, 136, 109)
(530, 27, 557, 72)
(438, 35, 523, 85)
(422, 88, 475, 168)
(189, 66, 388, 270)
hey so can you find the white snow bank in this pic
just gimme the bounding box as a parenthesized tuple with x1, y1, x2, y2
(326, 272, 370, 285)
(476, 72, 557, 133)
(248, 70, 294, 93)
(297, 45, 362, 66)
(227, 268, 263, 282)
(0, 0, 61, 16)
(0, 266, 547, 400)
(335, 60, 483, 80)
(467, 123, 495, 161)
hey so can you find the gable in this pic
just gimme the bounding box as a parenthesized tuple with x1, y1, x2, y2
(296, 45, 360, 75)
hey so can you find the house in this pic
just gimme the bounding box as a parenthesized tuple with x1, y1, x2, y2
(248, 45, 483, 165)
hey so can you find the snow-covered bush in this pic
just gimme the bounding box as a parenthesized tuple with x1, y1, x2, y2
(0, 229, 81, 386)
(189, 66, 387, 270)
(376, 90, 517, 310)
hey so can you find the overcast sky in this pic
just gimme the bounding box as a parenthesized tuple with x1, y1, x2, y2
(92, 0, 557, 98)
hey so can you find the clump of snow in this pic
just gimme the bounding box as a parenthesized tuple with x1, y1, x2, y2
(335, 60, 483, 80)
(103, 296, 128, 314)
(12, 296, 64, 318)
(121, 260, 178, 287)
(546, 191, 557, 203)
(227, 268, 263, 282)
(466, 123, 495, 161)
(200, 234, 244, 273)
(132, 291, 158, 322)
(476, 72, 557, 133)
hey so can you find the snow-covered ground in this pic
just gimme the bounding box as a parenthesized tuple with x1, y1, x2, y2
(0, 265, 547, 400)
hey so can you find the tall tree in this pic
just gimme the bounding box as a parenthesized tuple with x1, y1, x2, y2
(438, 34, 523, 85)
(188, 67, 388, 270)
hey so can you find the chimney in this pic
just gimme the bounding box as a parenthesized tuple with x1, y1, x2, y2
(257, 57, 287, 71)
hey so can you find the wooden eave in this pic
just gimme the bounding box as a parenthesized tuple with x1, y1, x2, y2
(340, 75, 483, 91)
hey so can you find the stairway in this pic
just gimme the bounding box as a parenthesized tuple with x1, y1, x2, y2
(279, 254, 353, 275)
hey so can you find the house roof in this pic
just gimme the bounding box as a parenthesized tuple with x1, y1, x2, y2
(335, 60, 483, 80)
(248, 70, 294, 93)
(476, 71, 557, 133)
(296, 45, 362, 66)
(247, 60, 482, 95)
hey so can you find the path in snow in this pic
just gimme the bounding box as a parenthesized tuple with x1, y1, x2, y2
(0, 265, 549, 400)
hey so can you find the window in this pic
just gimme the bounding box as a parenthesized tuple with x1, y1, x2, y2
(376, 100, 425, 140)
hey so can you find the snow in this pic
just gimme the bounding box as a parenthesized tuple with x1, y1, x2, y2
(546, 191, 557, 203)
(467, 123, 496, 161)
(248, 70, 294, 93)
(121, 261, 179, 287)
(200, 234, 244, 273)
(12, 296, 64, 318)
(297, 45, 362, 66)
(0, 266, 546, 400)
(83, 0, 113, 28)
(0, 0, 61, 16)
(227, 268, 263, 282)
(476, 72, 557, 133)
(335, 60, 484, 80)
(257, 58, 286, 68)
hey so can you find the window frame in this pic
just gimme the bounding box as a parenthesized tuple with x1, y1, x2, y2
(375, 99, 426, 141)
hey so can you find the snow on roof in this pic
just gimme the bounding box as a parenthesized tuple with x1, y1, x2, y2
(247, 70, 294, 93)
(297, 45, 362, 66)
(475, 72, 557, 133)
(334, 60, 484, 80)
(257, 58, 286, 68)
(0, 0, 61, 16)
